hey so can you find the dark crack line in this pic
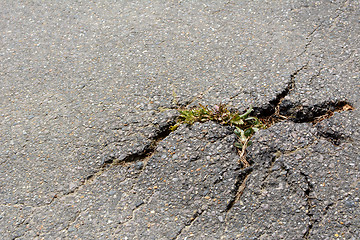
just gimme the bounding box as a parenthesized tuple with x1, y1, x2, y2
(317, 130, 350, 146)
(261, 139, 320, 191)
(63, 210, 82, 232)
(171, 84, 216, 109)
(261, 152, 281, 184)
(173, 209, 205, 240)
(301, 171, 315, 240)
(255, 65, 354, 126)
(282, 64, 307, 104)
(255, 64, 307, 118)
(307, 21, 324, 38)
(296, 21, 325, 59)
(115, 183, 156, 228)
(260, 1, 354, 125)
(282, 100, 354, 124)
(295, 0, 349, 60)
(222, 2, 354, 232)
(322, 202, 335, 216)
(225, 166, 253, 213)
(11, 220, 31, 240)
(60, 117, 176, 200)
(308, 66, 323, 84)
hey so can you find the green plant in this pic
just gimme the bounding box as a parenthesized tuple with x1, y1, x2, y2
(171, 104, 264, 166)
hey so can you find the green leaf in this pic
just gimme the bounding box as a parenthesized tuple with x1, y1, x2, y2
(230, 115, 244, 126)
(235, 127, 246, 140)
(234, 127, 241, 137)
(234, 142, 243, 149)
(245, 116, 256, 120)
(240, 134, 247, 142)
(246, 117, 261, 127)
(244, 128, 254, 137)
(239, 107, 253, 119)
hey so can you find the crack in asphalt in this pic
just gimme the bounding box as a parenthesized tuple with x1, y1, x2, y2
(261, 151, 281, 185)
(295, 0, 349, 60)
(56, 61, 354, 237)
(218, 62, 353, 216)
(225, 166, 253, 213)
(173, 209, 205, 240)
(186, 85, 216, 108)
(220, 56, 354, 234)
(322, 202, 335, 216)
(62, 210, 82, 233)
(60, 116, 176, 199)
(317, 126, 351, 145)
(296, 22, 324, 59)
(301, 171, 315, 240)
(255, 64, 307, 118)
(280, 99, 354, 123)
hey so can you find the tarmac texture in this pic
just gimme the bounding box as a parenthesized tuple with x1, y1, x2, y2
(0, 0, 359, 239)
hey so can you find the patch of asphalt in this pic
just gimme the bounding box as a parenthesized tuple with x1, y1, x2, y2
(188, 0, 350, 111)
(0, 0, 347, 207)
(59, 109, 179, 199)
(0, 0, 359, 239)
(220, 111, 359, 239)
(3, 122, 239, 239)
(280, 0, 360, 113)
(114, 122, 240, 239)
(3, 96, 357, 239)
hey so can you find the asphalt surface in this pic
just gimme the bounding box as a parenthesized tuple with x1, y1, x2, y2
(1, 0, 359, 239)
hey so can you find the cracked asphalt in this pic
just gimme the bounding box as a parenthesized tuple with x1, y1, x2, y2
(1, 0, 359, 239)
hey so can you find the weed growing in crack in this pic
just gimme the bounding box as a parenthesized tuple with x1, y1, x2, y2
(171, 104, 264, 167)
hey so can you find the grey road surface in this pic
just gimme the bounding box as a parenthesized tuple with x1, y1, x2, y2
(1, 1, 359, 239)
